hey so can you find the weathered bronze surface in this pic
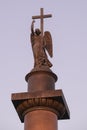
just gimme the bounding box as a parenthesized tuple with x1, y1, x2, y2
(31, 8, 53, 68)
(11, 8, 70, 130)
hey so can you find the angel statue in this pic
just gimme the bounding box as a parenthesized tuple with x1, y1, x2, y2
(30, 20, 53, 68)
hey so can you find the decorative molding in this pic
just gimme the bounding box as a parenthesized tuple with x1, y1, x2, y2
(17, 97, 65, 122)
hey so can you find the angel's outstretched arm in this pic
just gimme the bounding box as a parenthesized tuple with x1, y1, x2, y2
(31, 20, 35, 35)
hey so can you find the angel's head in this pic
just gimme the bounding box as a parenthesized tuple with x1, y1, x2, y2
(35, 28, 41, 35)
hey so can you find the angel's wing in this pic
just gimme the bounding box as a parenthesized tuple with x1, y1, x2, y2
(44, 31, 53, 57)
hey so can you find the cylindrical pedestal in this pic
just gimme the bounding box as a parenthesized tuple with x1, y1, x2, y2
(25, 69, 58, 92)
(24, 110, 58, 130)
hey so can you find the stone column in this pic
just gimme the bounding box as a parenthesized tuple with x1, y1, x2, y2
(11, 69, 70, 130)
(24, 69, 58, 130)
(24, 110, 57, 130)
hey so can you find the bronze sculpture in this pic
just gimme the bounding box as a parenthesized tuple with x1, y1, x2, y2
(31, 20, 53, 68)
(30, 8, 53, 68)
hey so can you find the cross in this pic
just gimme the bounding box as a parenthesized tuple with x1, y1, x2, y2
(32, 8, 52, 37)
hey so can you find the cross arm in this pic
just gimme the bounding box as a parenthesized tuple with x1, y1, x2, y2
(32, 14, 52, 19)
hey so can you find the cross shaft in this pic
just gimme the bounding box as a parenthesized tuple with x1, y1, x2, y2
(32, 8, 52, 36)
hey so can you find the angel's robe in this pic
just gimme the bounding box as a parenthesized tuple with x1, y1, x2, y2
(31, 33, 52, 67)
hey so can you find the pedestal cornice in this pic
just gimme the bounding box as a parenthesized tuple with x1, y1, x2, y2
(11, 90, 70, 122)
